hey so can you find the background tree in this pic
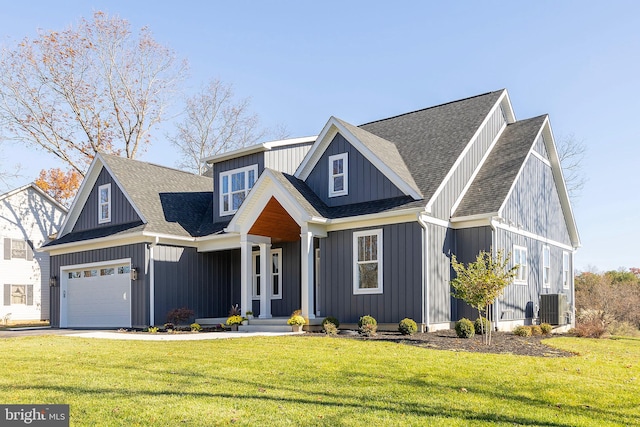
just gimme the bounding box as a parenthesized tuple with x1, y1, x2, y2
(169, 79, 287, 174)
(451, 249, 518, 345)
(35, 168, 81, 207)
(0, 11, 187, 176)
(555, 134, 587, 201)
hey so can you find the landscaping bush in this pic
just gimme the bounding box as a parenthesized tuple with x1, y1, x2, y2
(163, 322, 174, 331)
(474, 317, 490, 335)
(166, 307, 194, 325)
(540, 323, 553, 335)
(574, 309, 611, 338)
(530, 325, 543, 336)
(513, 325, 532, 337)
(190, 323, 202, 332)
(323, 316, 340, 328)
(358, 315, 377, 336)
(398, 318, 418, 335)
(323, 322, 338, 336)
(226, 315, 243, 326)
(455, 318, 475, 338)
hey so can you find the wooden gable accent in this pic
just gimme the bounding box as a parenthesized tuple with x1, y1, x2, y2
(248, 197, 300, 243)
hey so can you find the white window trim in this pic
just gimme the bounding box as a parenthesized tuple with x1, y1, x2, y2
(513, 245, 528, 285)
(542, 246, 551, 288)
(219, 164, 258, 216)
(98, 183, 111, 224)
(252, 248, 283, 300)
(10, 239, 27, 259)
(562, 251, 570, 289)
(353, 229, 383, 295)
(328, 152, 348, 197)
(5, 284, 32, 306)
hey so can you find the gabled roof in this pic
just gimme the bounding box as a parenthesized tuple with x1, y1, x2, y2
(0, 182, 68, 213)
(360, 90, 507, 203)
(453, 115, 548, 218)
(57, 153, 213, 241)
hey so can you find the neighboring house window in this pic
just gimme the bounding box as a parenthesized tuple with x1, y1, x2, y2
(3, 238, 32, 261)
(328, 153, 348, 197)
(353, 229, 383, 294)
(3, 284, 33, 306)
(98, 183, 111, 224)
(562, 252, 570, 289)
(513, 245, 528, 283)
(220, 165, 258, 216)
(252, 248, 283, 300)
(542, 246, 551, 288)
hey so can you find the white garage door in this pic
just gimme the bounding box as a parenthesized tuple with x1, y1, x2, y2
(65, 263, 131, 328)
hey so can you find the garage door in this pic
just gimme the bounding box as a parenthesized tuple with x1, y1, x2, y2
(65, 263, 131, 328)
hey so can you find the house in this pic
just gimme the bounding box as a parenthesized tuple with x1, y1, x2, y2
(42, 89, 580, 331)
(1, 183, 67, 322)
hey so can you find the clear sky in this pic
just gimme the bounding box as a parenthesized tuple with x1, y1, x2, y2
(0, 1, 637, 272)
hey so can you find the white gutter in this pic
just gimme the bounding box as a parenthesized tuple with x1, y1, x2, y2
(149, 236, 159, 326)
(417, 213, 430, 331)
(489, 218, 499, 331)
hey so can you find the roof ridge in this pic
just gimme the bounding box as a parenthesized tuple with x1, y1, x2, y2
(358, 89, 505, 127)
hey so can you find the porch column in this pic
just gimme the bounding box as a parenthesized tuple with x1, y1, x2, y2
(259, 242, 272, 318)
(240, 235, 253, 317)
(300, 228, 315, 320)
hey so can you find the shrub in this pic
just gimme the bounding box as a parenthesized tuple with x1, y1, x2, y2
(163, 322, 174, 331)
(358, 315, 377, 336)
(226, 315, 243, 326)
(398, 318, 418, 335)
(575, 309, 612, 338)
(190, 323, 202, 332)
(513, 325, 532, 337)
(530, 325, 543, 336)
(323, 322, 338, 336)
(474, 317, 490, 335)
(323, 316, 340, 328)
(166, 307, 195, 325)
(540, 323, 553, 335)
(455, 318, 475, 338)
(148, 326, 158, 334)
(287, 315, 306, 326)
(228, 304, 241, 316)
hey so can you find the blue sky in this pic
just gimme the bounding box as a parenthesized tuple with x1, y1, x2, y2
(0, 1, 637, 271)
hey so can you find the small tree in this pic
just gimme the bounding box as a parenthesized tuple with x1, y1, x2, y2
(451, 249, 518, 345)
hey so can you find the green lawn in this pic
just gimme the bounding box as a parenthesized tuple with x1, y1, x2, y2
(1, 335, 638, 426)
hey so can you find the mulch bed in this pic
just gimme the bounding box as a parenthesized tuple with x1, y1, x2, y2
(334, 329, 575, 357)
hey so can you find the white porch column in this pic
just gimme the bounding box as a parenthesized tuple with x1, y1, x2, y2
(300, 228, 315, 320)
(240, 235, 253, 317)
(259, 242, 272, 318)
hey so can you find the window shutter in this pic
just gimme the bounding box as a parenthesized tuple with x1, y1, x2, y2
(3, 284, 10, 306)
(26, 285, 33, 306)
(3, 238, 10, 260)
(26, 240, 34, 261)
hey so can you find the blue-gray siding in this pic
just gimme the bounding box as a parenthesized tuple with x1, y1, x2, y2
(212, 153, 265, 223)
(264, 143, 313, 175)
(153, 246, 239, 325)
(305, 134, 405, 207)
(432, 105, 506, 219)
(501, 153, 572, 245)
(319, 222, 422, 324)
(427, 223, 454, 324)
(49, 243, 148, 327)
(533, 134, 549, 159)
(73, 168, 141, 232)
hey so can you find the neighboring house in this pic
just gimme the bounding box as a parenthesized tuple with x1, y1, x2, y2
(1, 183, 67, 322)
(42, 89, 579, 331)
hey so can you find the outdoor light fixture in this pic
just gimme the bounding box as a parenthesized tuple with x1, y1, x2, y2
(49, 276, 57, 287)
(130, 267, 138, 281)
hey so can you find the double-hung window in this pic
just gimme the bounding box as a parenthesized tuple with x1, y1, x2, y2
(562, 252, 570, 289)
(252, 248, 282, 300)
(3, 284, 33, 306)
(328, 153, 348, 197)
(98, 183, 111, 224)
(542, 246, 551, 288)
(219, 165, 258, 216)
(353, 229, 383, 294)
(3, 238, 32, 261)
(513, 245, 528, 284)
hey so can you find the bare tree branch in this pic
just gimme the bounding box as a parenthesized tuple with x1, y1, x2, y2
(556, 133, 587, 201)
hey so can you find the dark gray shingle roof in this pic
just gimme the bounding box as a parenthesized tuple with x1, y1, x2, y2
(453, 115, 547, 218)
(360, 90, 504, 202)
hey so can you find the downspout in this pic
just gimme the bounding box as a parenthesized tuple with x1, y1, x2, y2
(417, 213, 430, 332)
(149, 236, 159, 326)
(489, 218, 499, 331)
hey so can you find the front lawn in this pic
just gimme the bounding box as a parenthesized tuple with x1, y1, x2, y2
(1, 335, 638, 426)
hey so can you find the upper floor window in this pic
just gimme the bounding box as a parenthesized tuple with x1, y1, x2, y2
(220, 165, 258, 216)
(353, 229, 383, 294)
(562, 252, 570, 289)
(513, 245, 528, 284)
(3, 238, 32, 261)
(328, 153, 348, 197)
(98, 184, 111, 224)
(542, 246, 551, 288)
